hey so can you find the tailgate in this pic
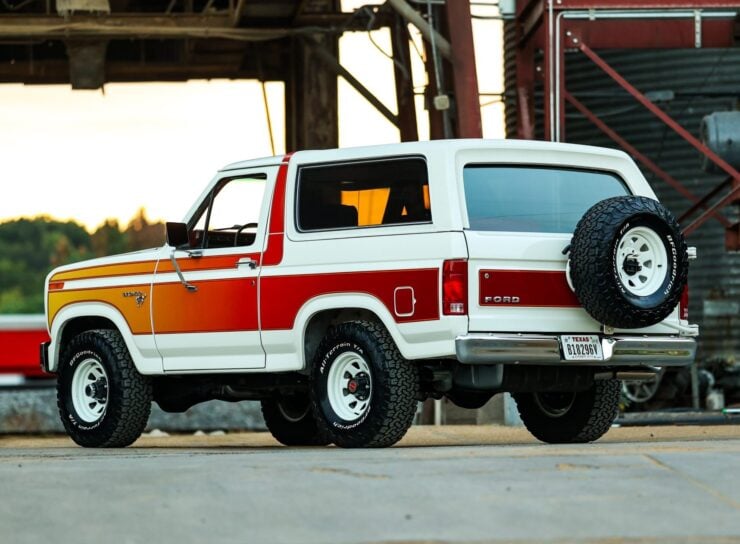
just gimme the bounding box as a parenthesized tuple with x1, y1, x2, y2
(462, 163, 648, 334)
(466, 231, 594, 333)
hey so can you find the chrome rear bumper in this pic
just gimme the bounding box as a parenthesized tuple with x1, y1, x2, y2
(456, 333, 696, 367)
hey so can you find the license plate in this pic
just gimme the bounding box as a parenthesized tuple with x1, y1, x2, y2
(560, 335, 603, 361)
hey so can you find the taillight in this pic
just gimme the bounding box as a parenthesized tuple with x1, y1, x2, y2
(679, 284, 689, 321)
(443, 259, 468, 315)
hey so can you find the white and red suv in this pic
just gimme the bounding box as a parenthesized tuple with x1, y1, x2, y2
(42, 139, 697, 448)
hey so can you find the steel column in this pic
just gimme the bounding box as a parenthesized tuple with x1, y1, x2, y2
(446, 0, 483, 138)
(285, 34, 339, 151)
(390, 16, 419, 142)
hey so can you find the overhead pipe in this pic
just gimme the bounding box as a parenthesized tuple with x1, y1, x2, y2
(386, 0, 452, 60)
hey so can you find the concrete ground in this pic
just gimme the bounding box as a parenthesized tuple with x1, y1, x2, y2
(2, 425, 740, 544)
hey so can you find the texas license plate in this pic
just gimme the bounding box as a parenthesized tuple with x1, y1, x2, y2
(560, 335, 603, 361)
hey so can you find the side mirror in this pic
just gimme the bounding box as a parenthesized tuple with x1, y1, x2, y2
(166, 222, 190, 248)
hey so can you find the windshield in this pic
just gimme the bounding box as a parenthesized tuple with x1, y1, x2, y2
(463, 165, 630, 233)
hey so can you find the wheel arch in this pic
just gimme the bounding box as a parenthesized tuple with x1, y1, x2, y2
(296, 294, 410, 370)
(49, 302, 160, 374)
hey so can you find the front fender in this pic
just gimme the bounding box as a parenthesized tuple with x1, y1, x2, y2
(49, 302, 162, 374)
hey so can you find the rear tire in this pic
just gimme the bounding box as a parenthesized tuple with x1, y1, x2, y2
(310, 320, 419, 448)
(261, 393, 330, 446)
(57, 329, 152, 448)
(513, 379, 620, 444)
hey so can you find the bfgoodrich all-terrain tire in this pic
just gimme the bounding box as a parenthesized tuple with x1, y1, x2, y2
(569, 195, 688, 329)
(310, 320, 419, 448)
(57, 329, 152, 448)
(261, 393, 330, 446)
(513, 379, 621, 444)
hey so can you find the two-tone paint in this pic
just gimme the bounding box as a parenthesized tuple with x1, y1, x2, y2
(45, 139, 692, 376)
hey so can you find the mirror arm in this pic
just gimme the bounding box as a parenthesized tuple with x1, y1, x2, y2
(169, 250, 198, 292)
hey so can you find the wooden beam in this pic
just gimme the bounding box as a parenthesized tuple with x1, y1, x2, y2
(0, 15, 289, 41)
(306, 38, 399, 127)
(232, 0, 246, 27)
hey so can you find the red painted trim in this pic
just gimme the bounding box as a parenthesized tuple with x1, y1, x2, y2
(0, 329, 51, 377)
(262, 154, 292, 266)
(479, 269, 580, 308)
(261, 268, 440, 330)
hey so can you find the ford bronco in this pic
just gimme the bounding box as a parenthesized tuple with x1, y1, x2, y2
(42, 139, 697, 448)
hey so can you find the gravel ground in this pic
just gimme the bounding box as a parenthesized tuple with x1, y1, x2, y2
(2, 423, 740, 449)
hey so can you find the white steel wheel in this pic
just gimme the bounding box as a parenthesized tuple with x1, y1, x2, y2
(616, 226, 668, 297)
(70, 358, 109, 423)
(326, 351, 373, 422)
(622, 369, 664, 404)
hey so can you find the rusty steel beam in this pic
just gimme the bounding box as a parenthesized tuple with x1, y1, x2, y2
(517, 0, 740, 16)
(446, 0, 482, 138)
(516, 87, 534, 140)
(577, 42, 740, 235)
(727, 222, 740, 250)
(683, 182, 740, 237)
(543, 0, 740, 8)
(305, 38, 399, 127)
(563, 19, 737, 49)
(0, 14, 290, 41)
(678, 178, 732, 224)
(565, 91, 732, 229)
(0, 59, 273, 84)
(386, 0, 452, 60)
(578, 42, 740, 184)
(390, 16, 418, 142)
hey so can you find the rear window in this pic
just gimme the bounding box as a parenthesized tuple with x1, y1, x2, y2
(297, 157, 430, 231)
(463, 165, 629, 233)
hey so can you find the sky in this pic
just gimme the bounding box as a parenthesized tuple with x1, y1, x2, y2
(0, 1, 504, 231)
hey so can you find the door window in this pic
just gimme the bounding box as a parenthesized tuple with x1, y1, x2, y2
(191, 175, 267, 248)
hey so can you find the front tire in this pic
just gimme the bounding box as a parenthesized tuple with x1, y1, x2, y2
(513, 379, 620, 444)
(57, 329, 152, 448)
(310, 321, 419, 448)
(261, 393, 330, 446)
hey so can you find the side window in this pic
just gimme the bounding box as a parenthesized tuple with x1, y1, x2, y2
(296, 157, 430, 231)
(191, 175, 266, 249)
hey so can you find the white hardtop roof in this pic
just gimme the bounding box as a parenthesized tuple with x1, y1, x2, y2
(219, 139, 630, 171)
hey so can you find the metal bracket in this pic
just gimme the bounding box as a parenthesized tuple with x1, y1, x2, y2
(694, 10, 702, 48)
(169, 250, 197, 292)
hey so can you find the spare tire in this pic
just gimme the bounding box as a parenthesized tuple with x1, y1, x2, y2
(569, 195, 688, 329)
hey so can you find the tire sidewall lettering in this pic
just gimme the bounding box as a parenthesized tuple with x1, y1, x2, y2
(572, 196, 687, 328)
(317, 340, 373, 431)
(61, 345, 109, 432)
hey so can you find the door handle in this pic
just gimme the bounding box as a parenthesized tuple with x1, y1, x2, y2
(236, 257, 258, 270)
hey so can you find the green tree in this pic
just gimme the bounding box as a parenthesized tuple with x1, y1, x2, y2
(0, 216, 91, 313)
(0, 213, 164, 314)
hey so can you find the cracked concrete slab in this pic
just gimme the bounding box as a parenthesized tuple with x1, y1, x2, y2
(1, 426, 739, 544)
